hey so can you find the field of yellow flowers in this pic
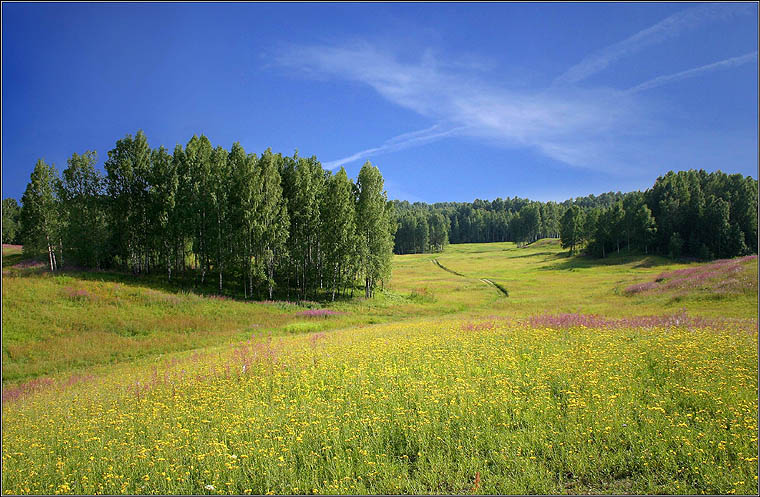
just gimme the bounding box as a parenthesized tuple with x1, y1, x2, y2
(3, 316, 757, 494)
(3, 241, 758, 494)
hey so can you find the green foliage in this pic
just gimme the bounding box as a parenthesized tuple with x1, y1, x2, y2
(428, 211, 449, 252)
(668, 232, 684, 259)
(647, 170, 756, 259)
(284, 153, 325, 299)
(560, 205, 584, 254)
(256, 149, 290, 299)
(59, 151, 108, 268)
(392, 169, 756, 261)
(356, 162, 395, 298)
(2, 197, 21, 244)
(321, 167, 359, 300)
(19, 159, 61, 270)
(104, 130, 152, 272)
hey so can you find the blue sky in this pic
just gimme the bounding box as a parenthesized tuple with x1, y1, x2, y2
(2, 2, 757, 203)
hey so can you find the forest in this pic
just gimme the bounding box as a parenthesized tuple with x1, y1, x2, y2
(4, 132, 757, 296)
(392, 170, 757, 260)
(5, 131, 395, 300)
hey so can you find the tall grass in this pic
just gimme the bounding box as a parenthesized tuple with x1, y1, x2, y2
(2, 318, 757, 494)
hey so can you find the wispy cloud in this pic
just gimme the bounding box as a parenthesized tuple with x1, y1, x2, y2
(275, 42, 648, 172)
(555, 3, 753, 85)
(323, 124, 466, 170)
(274, 3, 754, 174)
(625, 52, 758, 94)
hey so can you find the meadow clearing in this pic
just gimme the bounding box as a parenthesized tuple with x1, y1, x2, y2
(1, 240, 758, 494)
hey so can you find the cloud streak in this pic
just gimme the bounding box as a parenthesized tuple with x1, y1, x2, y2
(555, 3, 753, 85)
(322, 124, 466, 170)
(625, 52, 758, 94)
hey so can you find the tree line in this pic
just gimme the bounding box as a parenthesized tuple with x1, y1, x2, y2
(392, 170, 757, 260)
(10, 131, 396, 300)
(5, 143, 756, 283)
(393, 197, 584, 254)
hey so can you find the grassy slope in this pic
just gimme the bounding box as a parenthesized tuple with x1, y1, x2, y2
(3, 240, 757, 383)
(431, 239, 757, 319)
(1, 246, 488, 383)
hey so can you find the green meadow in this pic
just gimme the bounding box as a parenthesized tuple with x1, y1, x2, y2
(2, 240, 758, 495)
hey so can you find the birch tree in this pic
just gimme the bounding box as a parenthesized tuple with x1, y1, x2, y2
(59, 151, 107, 268)
(356, 161, 394, 298)
(20, 159, 61, 271)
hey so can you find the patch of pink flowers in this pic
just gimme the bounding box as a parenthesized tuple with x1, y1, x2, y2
(624, 255, 757, 295)
(2, 373, 95, 404)
(207, 294, 231, 301)
(12, 259, 45, 269)
(63, 286, 95, 301)
(461, 315, 512, 332)
(527, 311, 755, 331)
(295, 309, 344, 318)
(623, 281, 659, 294)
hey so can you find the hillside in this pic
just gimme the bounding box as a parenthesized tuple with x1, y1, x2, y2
(2, 240, 757, 495)
(3, 240, 757, 384)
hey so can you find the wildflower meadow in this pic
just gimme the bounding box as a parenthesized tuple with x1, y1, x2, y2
(2, 241, 758, 495)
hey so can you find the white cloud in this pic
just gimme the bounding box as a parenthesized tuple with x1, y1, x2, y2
(555, 3, 754, 85)
(625, 52, 758, 94)
(274, 5, 755, 174)
(275, 42, 651, 172)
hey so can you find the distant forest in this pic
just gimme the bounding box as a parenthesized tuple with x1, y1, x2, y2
(393, 170, 757, 260)
(4, 131, 395, 300)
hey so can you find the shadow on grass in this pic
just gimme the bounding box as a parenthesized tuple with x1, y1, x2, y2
(7, 265, 358, 307)
(538, 252, 673, 271)
(506, 251, 558, 260)
(1, 251, 38, 268)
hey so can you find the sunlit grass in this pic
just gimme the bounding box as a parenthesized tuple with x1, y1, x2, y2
(2, 240, 757, 494)
(426, 239, 758, 319)
(3, 240, 756, 383)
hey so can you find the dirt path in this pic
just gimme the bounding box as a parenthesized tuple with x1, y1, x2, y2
(480, 278, 509, 297)
(431, 259, 508, 297)
(431, 259, 466, 277)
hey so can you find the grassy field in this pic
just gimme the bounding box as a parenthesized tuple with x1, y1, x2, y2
(2, 243, 496, 384)
(2, 240, 758, 494)
(423, 240, 758, 319)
